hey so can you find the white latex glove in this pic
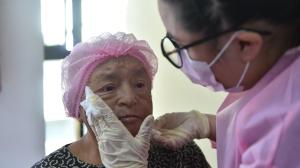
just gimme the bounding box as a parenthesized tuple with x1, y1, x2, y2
(80, 86, 153, 168)
(153, 110, 210, 149)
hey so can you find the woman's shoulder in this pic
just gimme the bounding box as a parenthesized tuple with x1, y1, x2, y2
(31, 144, 102, 168)
(31, 145, 69, 168)
(148, 141, 211, 168)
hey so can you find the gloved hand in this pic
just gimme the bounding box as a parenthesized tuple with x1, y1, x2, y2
(80, 86, 153, 168)
(153, 110, 210, 149)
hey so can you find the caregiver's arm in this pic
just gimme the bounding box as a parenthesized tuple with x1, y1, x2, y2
(206, 114, 216, 141)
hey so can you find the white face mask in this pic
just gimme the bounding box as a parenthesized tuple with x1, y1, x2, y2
(181, 32, 250, 92)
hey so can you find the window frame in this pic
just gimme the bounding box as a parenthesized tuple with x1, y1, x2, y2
(43, 0, 84, 137)
(44, 0, 81, 60)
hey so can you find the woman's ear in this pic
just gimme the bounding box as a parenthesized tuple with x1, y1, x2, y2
(78, 107, 86, 123)
(78, 92, 87, 123)
(236, 31, 263, 62)
(79, 106, 96, 137)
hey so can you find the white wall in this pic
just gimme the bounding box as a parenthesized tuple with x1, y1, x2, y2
(127, 1, 227, 167)
(0, 0, 45, 167)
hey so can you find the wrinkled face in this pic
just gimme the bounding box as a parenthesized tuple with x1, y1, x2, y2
(88, 56, 152, 136)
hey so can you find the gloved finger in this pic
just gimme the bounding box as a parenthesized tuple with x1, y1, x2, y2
(90, 114, 103, 142)
(154, 112, 188, 129)
(81, 86, 133, 138)
(151, 128, 162, 138)
(82, 86, 122, 127)
(89, 112, 112, 142)
(93, 115, 134, 142)
(81, 86, 113, 121)
(89, 103, 133, 141)
(153, 133, 188, 149)
(80, 99, 92, 126)
(80, 86, 104, 126)
(135, 115, 154, 144)
(92, 97, 116, 124)
(152, 128, 191, 148)
(152, 134, 182, 149)
(153, 115, 167, 129)
(154, 112, 181, 129)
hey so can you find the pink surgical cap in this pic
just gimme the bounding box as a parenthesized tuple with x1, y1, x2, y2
(61, 32, 158, 118)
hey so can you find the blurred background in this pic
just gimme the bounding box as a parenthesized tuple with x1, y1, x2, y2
(0, 0, 226, 167)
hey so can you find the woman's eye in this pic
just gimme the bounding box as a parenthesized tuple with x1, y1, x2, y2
(103, 85, 115, 92)
(136, 82, 145, 88)
(96, 84, 115, 94)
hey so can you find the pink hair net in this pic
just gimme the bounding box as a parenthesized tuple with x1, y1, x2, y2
(62, 32, 158, 118)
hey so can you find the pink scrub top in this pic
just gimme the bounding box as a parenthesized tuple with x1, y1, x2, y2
(216, 46, 300, 168)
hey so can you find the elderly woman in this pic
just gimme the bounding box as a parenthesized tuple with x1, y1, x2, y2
(32, 32, 210, 168)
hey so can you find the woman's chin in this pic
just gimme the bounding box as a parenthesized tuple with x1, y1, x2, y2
(122, 122, 143, 137)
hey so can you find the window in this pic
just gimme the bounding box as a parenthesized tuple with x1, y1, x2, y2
(81, 0, 128, 41)
(41, 0, 128, 154)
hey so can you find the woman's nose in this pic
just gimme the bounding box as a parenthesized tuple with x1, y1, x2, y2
(117, 84, 138, 107)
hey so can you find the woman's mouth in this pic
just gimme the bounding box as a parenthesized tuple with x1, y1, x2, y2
(118, 115, 143, 123)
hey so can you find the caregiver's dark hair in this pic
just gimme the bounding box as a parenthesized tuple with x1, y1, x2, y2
(161, 0, 300, 34)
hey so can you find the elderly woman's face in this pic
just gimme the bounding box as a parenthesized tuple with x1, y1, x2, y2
(88, 56, 152, 136)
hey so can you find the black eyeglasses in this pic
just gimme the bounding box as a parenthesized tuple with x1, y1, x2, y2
(160, 27, 272, 68)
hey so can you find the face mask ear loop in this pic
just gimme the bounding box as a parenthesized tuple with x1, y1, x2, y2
(208, 32, 242, 67)
(236, 62, 250, 88)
